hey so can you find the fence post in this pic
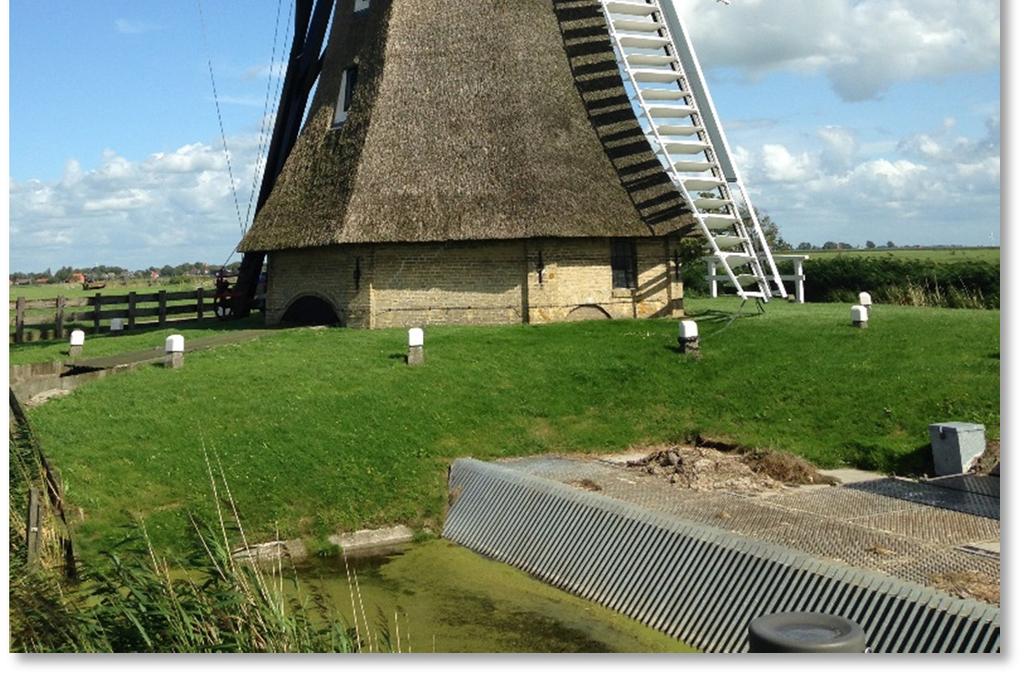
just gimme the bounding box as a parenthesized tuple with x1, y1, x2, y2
(26, 487, 42, 567)
(158, 290, 167, 327)
(93, 293, 102, 334)
(15, 297, 25, 344)
(55, 296, 66, 339)
(707, 259, 719, 299)
(794, 258, 806, 304)
(128, 292, 137, 330)
(196, 287, 205, 321)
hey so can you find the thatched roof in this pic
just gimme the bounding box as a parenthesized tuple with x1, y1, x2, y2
(239, 0, 696, 253)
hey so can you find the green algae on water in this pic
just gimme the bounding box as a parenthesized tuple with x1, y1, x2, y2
(297, 539, 694, 653)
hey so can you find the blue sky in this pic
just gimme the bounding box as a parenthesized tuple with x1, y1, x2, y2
(7, 0, 1002, 272)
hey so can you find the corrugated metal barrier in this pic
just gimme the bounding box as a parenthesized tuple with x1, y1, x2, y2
(442, 459, 1000, 653)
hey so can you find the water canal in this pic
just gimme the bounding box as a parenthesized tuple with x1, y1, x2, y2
(295, 539, 693, 653)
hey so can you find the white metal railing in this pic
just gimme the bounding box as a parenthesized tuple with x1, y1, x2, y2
(705, 255, 809, 303)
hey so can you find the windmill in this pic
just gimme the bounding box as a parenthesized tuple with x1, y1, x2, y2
(231, 0, 787, 323)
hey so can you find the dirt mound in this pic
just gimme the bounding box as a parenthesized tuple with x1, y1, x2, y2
(568, 478, 602, 492)
(626, 447, 784, 493)
(970, 439, 1000, 476)
(742, 449, 839, 486)
(930, 571, 1000, 605)
(626, 445, 836, 493)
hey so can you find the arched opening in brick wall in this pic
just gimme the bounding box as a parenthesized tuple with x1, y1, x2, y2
(281, 295, 342, 326)
(566, 304, 612, 321)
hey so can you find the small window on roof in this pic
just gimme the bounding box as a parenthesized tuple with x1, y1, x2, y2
(354, 0, 370, 12)
(332, 64, 359, 127)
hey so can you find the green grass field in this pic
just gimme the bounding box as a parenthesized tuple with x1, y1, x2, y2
(9, 279, 211, 301)
(24, 299, 1000, 558)
(791, 247, 1000, 263)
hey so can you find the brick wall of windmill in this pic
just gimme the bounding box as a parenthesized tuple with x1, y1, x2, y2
(265, 237, 684, 328)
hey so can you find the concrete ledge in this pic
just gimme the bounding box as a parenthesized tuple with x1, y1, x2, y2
(233, 525, 415, 566)
(329, 525, 415, 554)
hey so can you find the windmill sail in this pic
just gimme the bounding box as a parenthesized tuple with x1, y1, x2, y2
(601, 0, 786, 299)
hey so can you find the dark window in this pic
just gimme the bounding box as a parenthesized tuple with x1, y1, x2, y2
(332, 65, 359, 126)
(611, 238, 638, 289)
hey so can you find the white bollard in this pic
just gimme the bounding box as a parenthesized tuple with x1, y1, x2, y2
(165, 334, 185, 368)
(851, 305, 868, 329)
(407, 327, 424, 366)
(678, 320, 700, 356)
(859, 292, 873, 318)
(69, 329, 85, 357)
(110, 318, 125, 332)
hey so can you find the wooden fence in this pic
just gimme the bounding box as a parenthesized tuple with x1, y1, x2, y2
(10, 288, 218, 344)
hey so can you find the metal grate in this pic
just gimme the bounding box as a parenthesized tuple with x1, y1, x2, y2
(925, 475, 1001, 498)
(443, 459, 1000, 653)
(846, 479, 1000, 520)
(853, 508, 999, 546)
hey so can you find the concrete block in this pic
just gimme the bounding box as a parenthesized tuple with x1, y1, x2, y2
(859, 292, 873, 317)
(851, 305, 868, 328)
(329, 525, 414, 555)
(164, 334, 185, 369)
(678, 320, 700, 356)
(407, 327, 424, 365)
(165, 334, 185, 353)
(930, 422, 986, 476)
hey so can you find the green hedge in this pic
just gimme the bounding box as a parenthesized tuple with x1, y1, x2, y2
(800, 258, 999, 309)
(681, 256, 999, 309)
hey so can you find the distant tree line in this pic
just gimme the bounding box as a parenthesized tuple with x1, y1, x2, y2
(10, 261, 242, 285)
(796, 241, 899, 251)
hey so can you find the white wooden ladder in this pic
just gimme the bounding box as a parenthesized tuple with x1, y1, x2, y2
(598, 0, 787, 300)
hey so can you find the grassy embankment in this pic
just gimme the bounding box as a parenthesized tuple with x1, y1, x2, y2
(9, 316, 264, 366)
(23, 299, 999, 558)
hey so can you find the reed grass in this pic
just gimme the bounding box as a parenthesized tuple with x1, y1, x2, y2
(8, 448, 398, 654)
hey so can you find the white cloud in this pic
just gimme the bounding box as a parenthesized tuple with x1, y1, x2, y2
(83, 189, 155, 213)
(9, 137, 266, 271)
(243, 61, 288, 81)
(762, 144, 814, 182)
(732, 118, 999, 246)
(115, 18, 160, 35)
(672, 0, 1000, 101)
(818, 127, 858, 171)
(215, 95, 267, 108)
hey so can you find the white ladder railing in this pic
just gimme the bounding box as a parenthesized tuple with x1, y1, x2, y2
(598, 0, 787, 300)
(707, 254, 809, 303)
